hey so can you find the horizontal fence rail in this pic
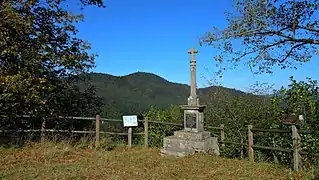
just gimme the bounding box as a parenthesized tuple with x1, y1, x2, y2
(299, 151, 319, 157)
(221, 140, 247, 146)
(0, 129, 145, 135)
(206, 126, 223, 130)
(251, 128, 291, 133)
(252, 145, 293, 153)
(146, 120, 183, 127)
(299, 130, 319, 135)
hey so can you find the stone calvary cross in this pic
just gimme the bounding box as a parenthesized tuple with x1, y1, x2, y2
(160, 47, 220, 157)
(181, 47, 206, 132)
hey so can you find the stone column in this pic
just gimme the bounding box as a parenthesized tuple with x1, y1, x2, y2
(188, 47, 198, 106)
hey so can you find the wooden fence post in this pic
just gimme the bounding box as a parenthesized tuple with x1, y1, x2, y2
(220, 124, 225, 147)
(241, 138, 244, 159)
(292, 125, 301, 172)
(95, 115, 100, 147)
(40, 117, 46, 143)
(248, 125, 254, 162)
(144, 117, 149, 148)
(128, 127, 132, 148)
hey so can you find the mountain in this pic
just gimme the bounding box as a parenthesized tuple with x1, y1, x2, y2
(76, 72, 246, 118)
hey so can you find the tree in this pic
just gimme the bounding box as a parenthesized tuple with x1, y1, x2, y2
(200, 0, 319, 75)
(271, 76, 319, 129)
(262, 77, 319, 167)
(143, 105, 183, 147)
(0, 0, 105, 129)
(202, 86, 272, 158)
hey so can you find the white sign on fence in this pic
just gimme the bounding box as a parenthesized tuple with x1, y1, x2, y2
(122, 115, 138, 127)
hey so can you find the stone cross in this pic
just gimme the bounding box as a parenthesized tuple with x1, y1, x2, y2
(187, 47, 198, 106)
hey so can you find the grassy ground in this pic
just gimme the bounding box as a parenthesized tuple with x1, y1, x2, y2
(0, 142, 313, 180)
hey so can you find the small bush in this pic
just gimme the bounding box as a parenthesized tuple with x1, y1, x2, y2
(97, 135, 116, 151)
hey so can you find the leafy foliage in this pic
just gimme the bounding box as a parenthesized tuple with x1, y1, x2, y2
(203, 86, 272, 158)
(272, 76, 319, 129)
(142, 105, 183, 147)
(270, 77, 319, 167)
(200, 0, 319, 75)
(0, 0, 105, 141)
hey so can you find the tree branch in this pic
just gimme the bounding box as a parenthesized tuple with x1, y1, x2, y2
(278, 42, 307, 63)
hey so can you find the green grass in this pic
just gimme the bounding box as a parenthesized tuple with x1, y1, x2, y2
(0, 142, 313, 180)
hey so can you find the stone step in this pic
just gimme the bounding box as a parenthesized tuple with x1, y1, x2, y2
(174, 130, 211, 140)
(160, 147, 195, 157)
(163, 136, 211, 150)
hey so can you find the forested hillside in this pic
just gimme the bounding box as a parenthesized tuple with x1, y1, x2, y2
(76, 72, 247, 118)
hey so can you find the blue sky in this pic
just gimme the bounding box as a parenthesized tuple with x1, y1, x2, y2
(72, 0, 318, 92)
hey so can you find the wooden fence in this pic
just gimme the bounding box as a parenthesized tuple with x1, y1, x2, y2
(0, 115, 224, 148)
(1, 115, 147, 148)
(248, 124, 319, 172)
(1, 115, 319, 172)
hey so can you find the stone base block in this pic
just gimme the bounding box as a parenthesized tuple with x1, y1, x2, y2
(161, 131, 219, 157)
(174, 130, 211, 141)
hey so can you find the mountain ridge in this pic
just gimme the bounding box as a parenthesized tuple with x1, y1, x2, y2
(77, 72, 247, 118)
(91, 71, 190, 87)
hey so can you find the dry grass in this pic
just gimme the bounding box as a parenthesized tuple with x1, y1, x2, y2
(0, 142, 313, 180)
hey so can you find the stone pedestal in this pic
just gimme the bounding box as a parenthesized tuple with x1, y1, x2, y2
(181, 105, 205, 132)
(160, 130, 219, 157)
